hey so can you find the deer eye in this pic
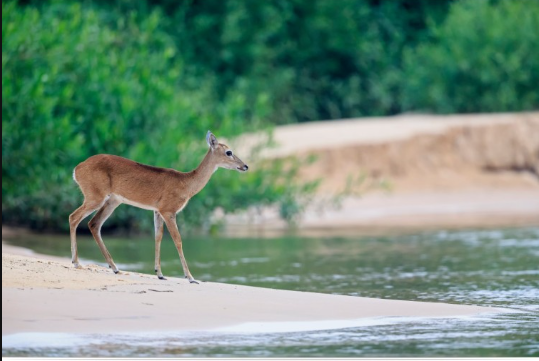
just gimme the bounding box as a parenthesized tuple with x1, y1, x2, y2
(225, 150, 233, 157)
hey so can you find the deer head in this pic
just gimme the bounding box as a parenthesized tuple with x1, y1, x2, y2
(206, 131, 249, 172)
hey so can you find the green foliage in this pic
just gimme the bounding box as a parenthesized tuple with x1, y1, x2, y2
(2, 2, 311, 232)
(81, 0, 538, 119)
(164, 0, 451, 122)
(403, 0, 539, 113)
(44, 0, 451, 122)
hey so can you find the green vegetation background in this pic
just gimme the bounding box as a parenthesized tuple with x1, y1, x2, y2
(3, 0, 538, 232)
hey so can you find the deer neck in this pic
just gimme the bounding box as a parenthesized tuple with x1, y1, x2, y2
(186, 149, 218, 196)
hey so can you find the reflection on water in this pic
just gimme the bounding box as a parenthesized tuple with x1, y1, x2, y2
(3, 227, 539, 357)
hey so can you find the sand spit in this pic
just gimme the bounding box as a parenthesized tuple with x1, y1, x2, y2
(3, 246, 504, 336)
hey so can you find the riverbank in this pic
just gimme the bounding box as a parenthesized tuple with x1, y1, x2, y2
(224, 188, 539, 236)
(226, 112, 539, 234)
(237, 112, 539, 192)
(2, 242, 503, 337)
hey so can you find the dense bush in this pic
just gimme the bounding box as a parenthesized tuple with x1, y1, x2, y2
(23, 0, 449, 122)
(69, 0, 538, 120)
(2, 2, 315, 232)
(403, 0, 539, 113)
(139, 0, 452, 122)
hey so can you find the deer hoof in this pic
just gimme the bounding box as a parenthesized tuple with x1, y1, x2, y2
(189, 279, 199, 284)
(158, 275, 166, 280)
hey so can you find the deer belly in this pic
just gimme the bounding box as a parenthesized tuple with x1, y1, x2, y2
(113, 194, 157, 211)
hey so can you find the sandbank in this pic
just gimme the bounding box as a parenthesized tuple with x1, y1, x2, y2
(2, 243, 505, 337)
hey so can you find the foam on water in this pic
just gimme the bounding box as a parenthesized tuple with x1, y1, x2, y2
(213, 315, 479, 333)
(2, 332, 99, 349)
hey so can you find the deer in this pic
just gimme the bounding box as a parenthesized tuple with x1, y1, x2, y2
(69, 131, 248, 284)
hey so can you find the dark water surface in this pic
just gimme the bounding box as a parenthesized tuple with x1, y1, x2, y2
(3, 226, 539, 357)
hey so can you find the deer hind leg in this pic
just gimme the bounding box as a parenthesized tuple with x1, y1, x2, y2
(154, 211, 166, 280)
(69, 200, 105, 268)
(88, 196, 121, 273)
(160, 211, 198, 284)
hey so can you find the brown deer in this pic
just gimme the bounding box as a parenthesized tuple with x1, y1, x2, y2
(69, 131, 248, 283)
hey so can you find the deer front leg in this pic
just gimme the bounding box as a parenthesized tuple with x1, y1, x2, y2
(154, 211, 165, 280)
(160, 211, 198, 284)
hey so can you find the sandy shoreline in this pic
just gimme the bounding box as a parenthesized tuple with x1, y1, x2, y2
(3, 242, 505, 338)
(224, 188, 539, 236)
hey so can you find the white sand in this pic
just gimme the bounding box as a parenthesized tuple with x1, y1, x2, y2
(2, 243, 504, 336)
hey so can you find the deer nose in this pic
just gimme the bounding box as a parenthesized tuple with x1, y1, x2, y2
(243, 165, 249, 171)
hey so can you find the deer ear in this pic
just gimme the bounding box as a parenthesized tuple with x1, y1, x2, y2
(206, 130, 218, 149)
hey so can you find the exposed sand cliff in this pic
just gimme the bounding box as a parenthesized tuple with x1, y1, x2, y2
(239, 112, 538, 193)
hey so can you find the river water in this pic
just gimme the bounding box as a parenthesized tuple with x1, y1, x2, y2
(3, 226, 539, 357)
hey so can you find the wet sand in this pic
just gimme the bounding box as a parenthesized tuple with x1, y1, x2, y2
(2, 243, 504, 336)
